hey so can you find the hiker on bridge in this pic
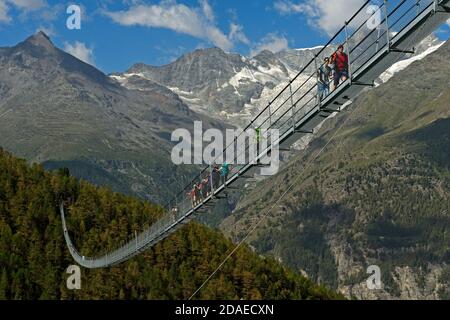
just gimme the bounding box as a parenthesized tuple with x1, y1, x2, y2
(171, 206, 178, 221)
(212, 165, 221, 190)
(317, 57, 332, 101)
(220, 162, 230, 186)
(255, 126, 261, 163)
(201, 174, 210, 197)
(195, 182, 202, 204)
(187, 186, 195, 208)
(187, 183, 201, 208)
(330, 44, 349, 88)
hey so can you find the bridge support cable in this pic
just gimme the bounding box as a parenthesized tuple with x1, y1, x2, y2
(61, 0, 450, 268)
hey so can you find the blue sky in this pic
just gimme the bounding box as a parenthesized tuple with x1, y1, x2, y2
(0, 0, 449, 73)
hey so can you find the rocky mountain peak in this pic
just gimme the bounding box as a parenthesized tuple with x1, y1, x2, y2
(253, 50, 277, 59)
(22, 31, 55, 50)
(252, 50, 287, 71)
(127, 62, 149, 73)
(1, 31, 110, 88)
(127, 48, 236, 76)
(189, 47, 227, 58)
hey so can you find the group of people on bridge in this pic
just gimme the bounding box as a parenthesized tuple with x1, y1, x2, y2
(186, 162, 231, 208)
(170, 162, 231, 221)
(170, 45, 349, 220)
(317, 44, 349, 101)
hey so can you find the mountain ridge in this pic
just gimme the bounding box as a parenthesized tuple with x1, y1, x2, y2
(113, 35, 442, 127)
(0, 32, 226, 203)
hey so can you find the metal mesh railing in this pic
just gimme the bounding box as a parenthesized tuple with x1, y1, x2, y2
(61, 0, 446, 268)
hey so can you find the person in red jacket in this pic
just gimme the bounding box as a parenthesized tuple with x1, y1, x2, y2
(187, 185, 197, 208)
(331, 44, 349, 87)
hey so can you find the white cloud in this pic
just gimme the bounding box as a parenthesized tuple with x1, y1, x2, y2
(447, 18, 450, 27)
(274, 0, 366, 35)
(251, 33, 289, 57)
(6, 0, 46, 10)
(0, 0, 46, 23)
(274, 0, 306, 15)
(200, 0, 214, 22)
(229, 23, 250, 45)
(105, 1, 234, 50)
(64, 41, 95, 66)
(0, 1, 11, 23)
(38, 3, 63, 22)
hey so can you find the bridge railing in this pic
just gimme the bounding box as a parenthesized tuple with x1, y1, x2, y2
(161, 0, 436, 231)
(68, 0, 442, 266)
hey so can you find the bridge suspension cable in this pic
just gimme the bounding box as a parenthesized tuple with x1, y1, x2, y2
(61, 0, 450, 269)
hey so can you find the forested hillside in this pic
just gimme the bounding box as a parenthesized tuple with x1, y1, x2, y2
(0, 148, 341, 300)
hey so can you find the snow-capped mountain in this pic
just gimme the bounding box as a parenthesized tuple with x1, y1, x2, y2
(110, 45, 335, 127)
(111, 35, 443, 128)
(276, 45, 333, 72)
(111, 47, 294, 124)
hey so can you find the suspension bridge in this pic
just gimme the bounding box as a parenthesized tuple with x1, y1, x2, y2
(61, 0, 450, 268)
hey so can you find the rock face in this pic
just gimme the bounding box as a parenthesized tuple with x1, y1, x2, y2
(114, 47, 292, 124)
(113, 45, 338, 126)
(340, 265, 447, 300)
(276, 46, 334, 72)
(0, 32, 225, 203)
(218, 39, 450, 300)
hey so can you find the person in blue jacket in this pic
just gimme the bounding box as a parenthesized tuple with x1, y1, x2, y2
(220, 162, 230, 186)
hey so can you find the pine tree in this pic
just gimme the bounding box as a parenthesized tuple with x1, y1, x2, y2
(0, 269, 8, 299)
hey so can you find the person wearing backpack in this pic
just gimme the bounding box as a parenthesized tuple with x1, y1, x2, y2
(330, 44, 349, 87)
